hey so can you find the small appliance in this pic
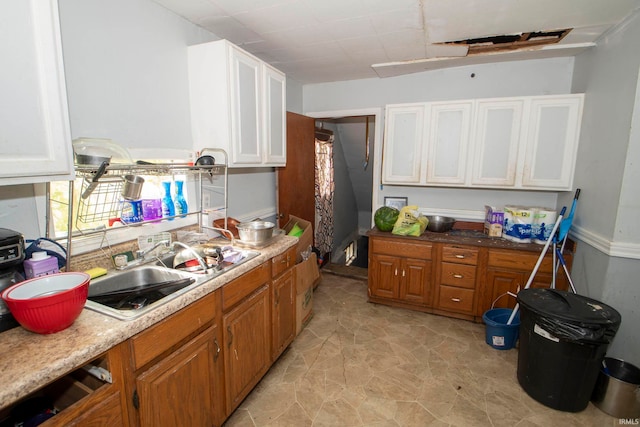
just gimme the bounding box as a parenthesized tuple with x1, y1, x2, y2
(0, 228, 26, 332)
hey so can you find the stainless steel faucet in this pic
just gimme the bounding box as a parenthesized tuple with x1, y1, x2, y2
(116, 240, 171, 270)
(135, 240, 171, 260)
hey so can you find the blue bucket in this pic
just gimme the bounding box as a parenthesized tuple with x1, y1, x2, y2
(483, 308, 520, 350)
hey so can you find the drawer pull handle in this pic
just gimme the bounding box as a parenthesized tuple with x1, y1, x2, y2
(451, 298, 461, 302)
(453, 274, 464, 279)
(455, 255, 465, 259)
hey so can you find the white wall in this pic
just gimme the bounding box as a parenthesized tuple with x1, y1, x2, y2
(570, 10, 640, 365)
(304, 58, 576, 217)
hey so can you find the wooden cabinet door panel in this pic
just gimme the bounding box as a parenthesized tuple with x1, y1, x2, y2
(136, 328, 215, 427)
(223, 285, 271, 414)
(272, 268, 295, 360)
(369, 254, 400, 299)
(399, 259, 432, 304)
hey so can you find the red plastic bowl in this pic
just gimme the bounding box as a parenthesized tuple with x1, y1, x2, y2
(1, 272, 90, 334)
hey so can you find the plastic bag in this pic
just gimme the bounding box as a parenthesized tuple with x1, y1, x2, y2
(392, 205, 428, 236)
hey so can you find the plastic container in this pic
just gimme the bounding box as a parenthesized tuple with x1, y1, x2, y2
(483, 308, 520, 350)
(161, 181, 175, 219)
(591, 357, 640, 418)
(173, 180, 188, 217)
(121, 200, 143, 224)
(516, 289, 622, 412)
(23, 252, 59, 279)
(1, 272, 89, 334)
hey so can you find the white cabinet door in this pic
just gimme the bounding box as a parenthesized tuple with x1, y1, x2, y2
(425, 101, 472, 185)
(0, 0, 74, 185)
(521, 95, 583, 190)
(229, 46, 262, 165)
(470, 99, 524, 187)
(382, 104, 425, 184)
(262, 64, 286, 166)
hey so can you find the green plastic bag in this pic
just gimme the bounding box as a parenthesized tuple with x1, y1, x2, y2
(392, 205, 429, 236)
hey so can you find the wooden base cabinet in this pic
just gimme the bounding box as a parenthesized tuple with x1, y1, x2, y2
(483, 248, 570, 312)
(271, 257, 296, 360)
(223, 284, 271, 415)
(368, 233, 574, 322)
(434, 245, 480, 317)
(127, 291, 224, 427)
(135, 328, 217, 427)
(368, 237, 434, 308)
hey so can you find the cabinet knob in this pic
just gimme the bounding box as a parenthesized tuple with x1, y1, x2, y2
(455, 254, 465, 259)
(402, 270, 406, 277)
(394, 268, 398, 276)
(451, 298, 461, 302)
(453, 274, 464, 279)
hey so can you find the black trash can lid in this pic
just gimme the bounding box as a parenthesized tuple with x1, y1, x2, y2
(517, 289, 621, 327)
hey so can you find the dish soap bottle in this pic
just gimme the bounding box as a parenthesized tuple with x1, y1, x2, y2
(174, 180, 188, 217)
(161, 181, 175, 220)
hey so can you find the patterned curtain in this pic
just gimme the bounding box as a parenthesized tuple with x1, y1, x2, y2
(314, 139, 334, 257)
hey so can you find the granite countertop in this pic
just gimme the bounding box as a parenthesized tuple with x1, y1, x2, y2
(366, 226, 573, 253)
(0, 235, 298, 411)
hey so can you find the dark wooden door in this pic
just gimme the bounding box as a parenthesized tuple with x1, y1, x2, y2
(277, 112, 315, 229)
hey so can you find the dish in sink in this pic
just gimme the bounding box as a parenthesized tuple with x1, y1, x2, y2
(85, 266, 202, 320)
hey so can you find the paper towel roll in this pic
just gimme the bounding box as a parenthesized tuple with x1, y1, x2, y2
(532, 208, 558, 244)
(503, 206, 534, 243)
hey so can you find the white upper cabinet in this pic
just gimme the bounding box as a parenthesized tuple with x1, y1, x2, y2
(382, 94, 583, 191)
(0, 0, 74, 185)
(382, 104, 425, 184)
(470, 98, 524, 187)
(188, 40, 286, 167)
(425, 101, 472, 185)
(521, 95, 584, 189)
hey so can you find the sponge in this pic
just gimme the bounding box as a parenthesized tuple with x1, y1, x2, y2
(85, 267, 108, 280)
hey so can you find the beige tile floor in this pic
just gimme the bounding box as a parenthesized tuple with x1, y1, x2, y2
(224, 272, 618, 426)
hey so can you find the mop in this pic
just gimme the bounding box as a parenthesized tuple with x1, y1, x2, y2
(507, 189, 581, 325)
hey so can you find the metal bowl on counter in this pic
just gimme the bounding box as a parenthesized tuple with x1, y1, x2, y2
(426, 215, 456, 233)
(236, 221, 275, 244)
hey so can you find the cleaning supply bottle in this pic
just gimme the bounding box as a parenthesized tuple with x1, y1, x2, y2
(23, 252, 59, 279)
(174, 180, 188, 217)
(161, 181, 175, 220)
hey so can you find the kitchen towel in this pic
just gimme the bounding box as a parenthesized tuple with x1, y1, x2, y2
(503, 206, 534, 243)
(532, 208, 558, 244)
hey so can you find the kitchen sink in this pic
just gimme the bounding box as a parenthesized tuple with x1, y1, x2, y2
(85, 266, 204, 320)
(84, 247, 260, 321)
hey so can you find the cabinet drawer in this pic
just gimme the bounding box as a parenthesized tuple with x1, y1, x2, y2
(371, 238, 432, 260)
(272, 246, 296, 278)
(442, 245, 478, 265)
(440, 262, 476, 289)
(130, 292, 216, 370)
(488, 249, 554, 273)
(222, 262, 270, 311)
(437, 286, 475, 314)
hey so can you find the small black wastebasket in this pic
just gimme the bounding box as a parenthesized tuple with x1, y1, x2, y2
(516, 289, 621, 412)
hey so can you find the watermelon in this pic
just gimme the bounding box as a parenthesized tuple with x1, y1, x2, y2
(374, 206, 400, 232)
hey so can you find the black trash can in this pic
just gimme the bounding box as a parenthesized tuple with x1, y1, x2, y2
(516, 289, 621, 412)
